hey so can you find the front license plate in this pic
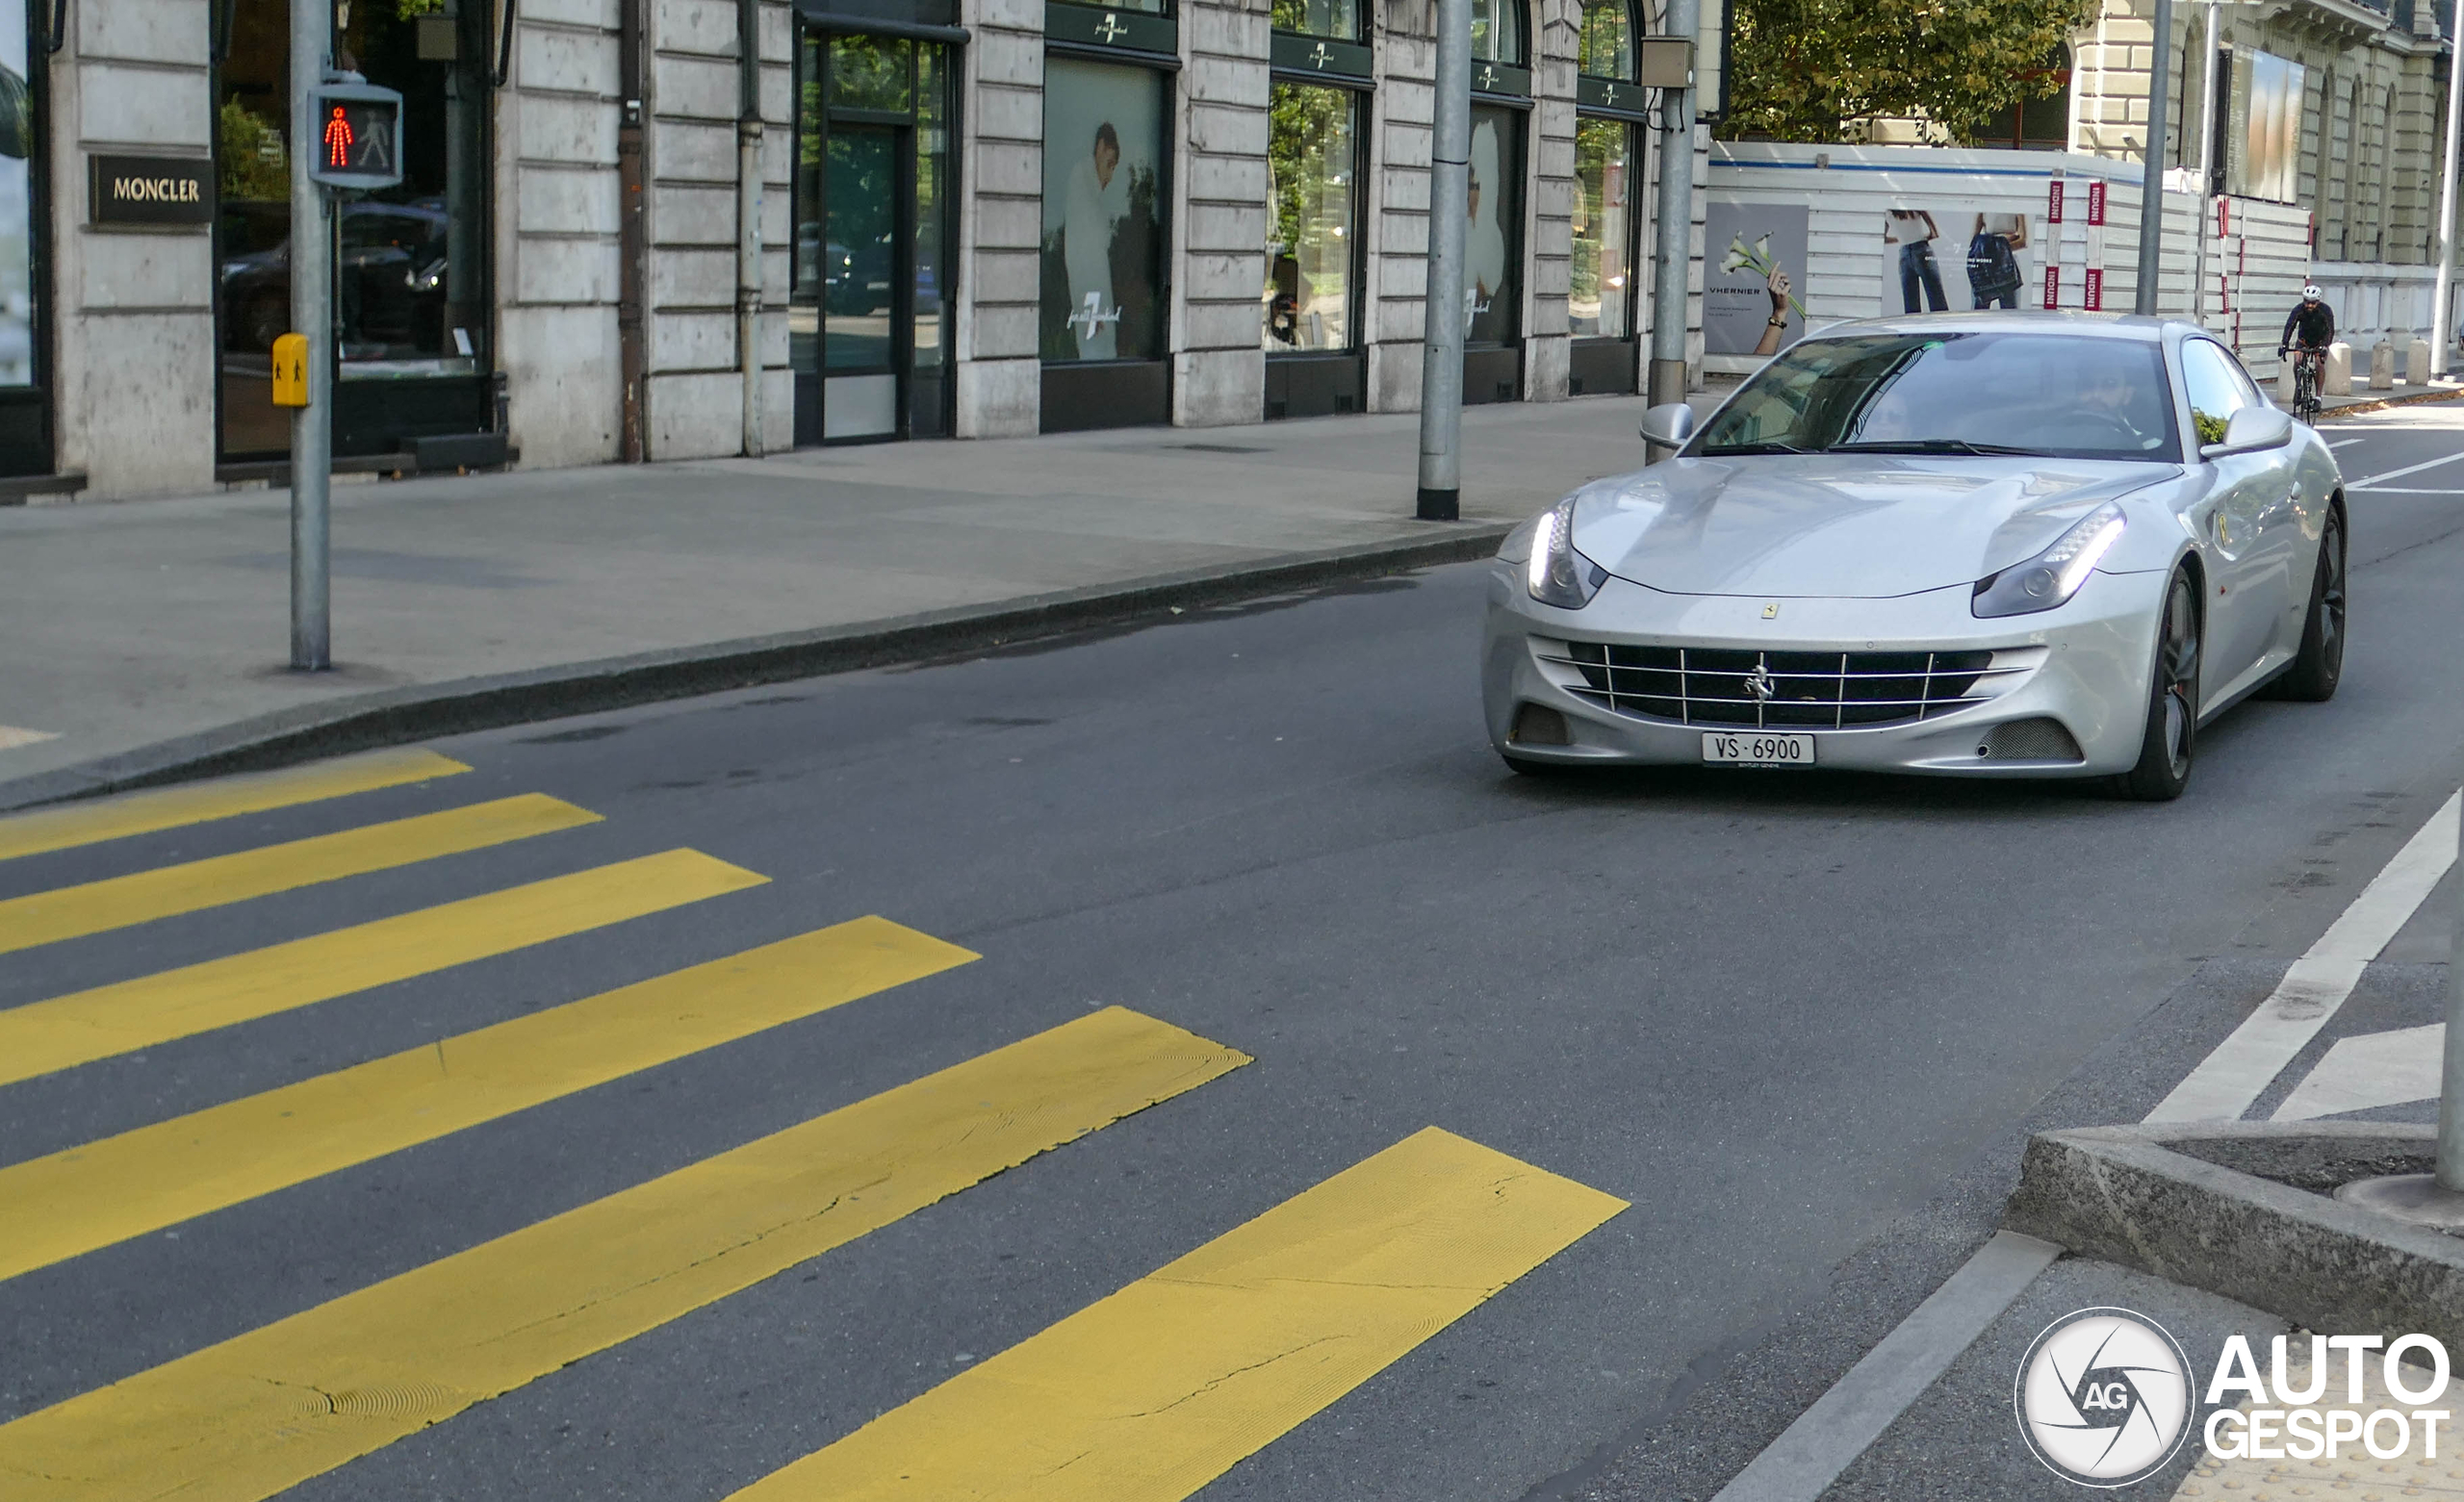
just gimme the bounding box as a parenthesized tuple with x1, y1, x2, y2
(1702, 731, 1815, 768)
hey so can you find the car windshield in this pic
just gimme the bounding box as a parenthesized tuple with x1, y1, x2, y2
(1690, 331, 2180, 463)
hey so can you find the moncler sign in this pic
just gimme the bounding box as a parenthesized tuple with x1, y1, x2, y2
(89, 154, 215, 227)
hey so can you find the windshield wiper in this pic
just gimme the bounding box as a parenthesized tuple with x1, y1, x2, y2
(1697, 441, 1811, 455)
(1825, 439, 2047, 457)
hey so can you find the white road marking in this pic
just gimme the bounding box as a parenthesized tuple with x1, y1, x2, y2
(1706, 1232, 2063, 1502)
(2146, 792, 2458, 1122)
(2348, 486, 2464, 495)
(1707, 789, 2462, 1501)
(2328, 439, 2366, 449)
(2272, 1023, 2444, 1121)
(2345, 450, 2464, 490)
(0, 726, 57, 751)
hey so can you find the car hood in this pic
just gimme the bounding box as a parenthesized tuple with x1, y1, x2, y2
(1568, 453, 2180, 598)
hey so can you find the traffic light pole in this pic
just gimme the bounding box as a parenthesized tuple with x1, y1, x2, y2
(1414, 0, 1470, 522)
(289, 0, 331, 671)
(2132, 0, 2174, 318)
(1646, 0, 1699, 420)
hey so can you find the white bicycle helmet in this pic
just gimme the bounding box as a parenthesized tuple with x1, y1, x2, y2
(2302, 284, 2323, 299)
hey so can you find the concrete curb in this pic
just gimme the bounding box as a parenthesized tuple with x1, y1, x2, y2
(2005, 1121, 2464, 1351)
(0, 522, 1515, 814)
(2321, 385, 2464, 420)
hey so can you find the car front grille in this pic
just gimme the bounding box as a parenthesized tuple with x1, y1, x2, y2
(1542, 642, 2038, 729)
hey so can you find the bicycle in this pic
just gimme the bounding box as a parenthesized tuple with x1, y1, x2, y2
(2283, 345, 2325, 424)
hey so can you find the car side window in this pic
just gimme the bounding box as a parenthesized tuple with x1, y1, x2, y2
(2179, 341, 2249, 447)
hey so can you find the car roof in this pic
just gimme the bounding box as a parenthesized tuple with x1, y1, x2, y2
(1804, 311, 2188, 343)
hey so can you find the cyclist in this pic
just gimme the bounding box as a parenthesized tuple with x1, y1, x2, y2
(2278, 284, 2336, 420)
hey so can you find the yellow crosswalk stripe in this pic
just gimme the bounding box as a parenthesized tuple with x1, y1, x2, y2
(0, 1007, 1248, 1502)
(0, 793, 598, 955)
(0, 850, 768, 1087)
(733, 1126, 1628, 1502)
(0, 915, 979, 1282)
(0, 748, 470, 864)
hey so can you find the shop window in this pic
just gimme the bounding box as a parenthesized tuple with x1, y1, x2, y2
(0, 0, 42, 473)
(1040, 57, 1168, 364)
(1264, 82, 1359, 354)
(1577, 0, 1630, 82)
(1472, 0, 1524, 66)
(1570, 117, 1633, 340)
(216, 0, 492, 460)
(1272, 0, 1357, 40)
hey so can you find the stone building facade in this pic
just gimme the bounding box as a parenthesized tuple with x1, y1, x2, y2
(2066, 0, 2451, 339)
(21, 0, 1703, 501)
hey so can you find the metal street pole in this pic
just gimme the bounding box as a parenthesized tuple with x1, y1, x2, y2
(2341, 802, 2464, 1228)
(1414, 0, 1471, 521)
(2441, 805, 2464, 1191)
(2429, 0, 2464, 376)
(289, 0, 331, 670)
(1647, 0, 1700, 425)
(2134, 0, 2176, 318)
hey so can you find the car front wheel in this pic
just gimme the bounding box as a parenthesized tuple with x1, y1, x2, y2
(2121, 568, 2201, 802)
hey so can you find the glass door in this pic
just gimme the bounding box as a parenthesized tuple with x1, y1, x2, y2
(792, 33, 951, 446)
(823, 123, 900, 440)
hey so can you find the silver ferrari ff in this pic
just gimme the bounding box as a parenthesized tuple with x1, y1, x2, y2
(1484, 314, 2347, 800)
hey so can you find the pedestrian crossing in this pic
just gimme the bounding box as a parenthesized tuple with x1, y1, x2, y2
(0, 751, 1627, 1502)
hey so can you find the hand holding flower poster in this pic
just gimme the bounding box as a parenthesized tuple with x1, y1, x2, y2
(1705, 201, 1808, 357)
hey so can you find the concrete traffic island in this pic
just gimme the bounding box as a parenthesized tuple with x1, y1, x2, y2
(2004, 1121, 2464, 1354)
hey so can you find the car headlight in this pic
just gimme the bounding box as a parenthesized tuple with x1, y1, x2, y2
(1527, 496, 1607, 609)
(1971, 501, 2127, 618)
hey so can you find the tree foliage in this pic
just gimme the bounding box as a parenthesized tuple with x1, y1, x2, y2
(1721, 0, 2096, 146)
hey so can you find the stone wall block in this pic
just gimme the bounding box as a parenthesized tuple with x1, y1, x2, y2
(650, 182, 738, 244)
(77, 63, 207, 146)
(653, 54, 740, 119)
(1188, 202, 1268, 252)
(976, 83, 1043, 142)
(651, 245, 737, 305)
(521, 27, 620, 95)
(515, 95, 620, 165)
(970, 303, 1040, 361)
(654, 0, 740, 54)
(975, 140, 1042, 197)
(1186, 101, 1269, 157)
(515, 236, 622, 303)
(79, 0, 207, 64)
(1185, 153, 1268, 201)
(518, 165, 624, 236)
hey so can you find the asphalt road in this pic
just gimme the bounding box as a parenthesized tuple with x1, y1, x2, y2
(4, 399, 2463, 1502)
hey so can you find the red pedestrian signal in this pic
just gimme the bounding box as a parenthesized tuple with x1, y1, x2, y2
(323, 107, 354, 168)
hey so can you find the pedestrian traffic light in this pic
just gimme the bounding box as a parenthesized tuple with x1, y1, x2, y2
(305, 81, 405, 191)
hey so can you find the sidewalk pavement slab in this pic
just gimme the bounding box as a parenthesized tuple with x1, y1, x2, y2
(0, 396, 1673, 811)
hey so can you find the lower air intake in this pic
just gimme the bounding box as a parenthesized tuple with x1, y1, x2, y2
(1981, 717, 2085, 762)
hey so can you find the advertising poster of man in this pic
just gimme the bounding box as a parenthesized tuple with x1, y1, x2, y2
(1881, 204, 2034, 315)
(0, 0, 31, 386)
(1705, 201, 1808, 357)
(1040, 60, 1166, 363)
(1463, 108, 1521, 346)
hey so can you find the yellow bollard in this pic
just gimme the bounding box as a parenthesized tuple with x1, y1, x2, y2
(270, 332, 308, 407)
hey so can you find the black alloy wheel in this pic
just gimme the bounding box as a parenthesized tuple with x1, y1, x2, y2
(2267, 506, 2346, 702)
(2122, 569, 2202, 802)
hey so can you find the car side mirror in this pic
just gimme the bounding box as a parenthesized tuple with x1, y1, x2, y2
(1640, 402, 1696, 452)
(2200, 403, 2293, 460)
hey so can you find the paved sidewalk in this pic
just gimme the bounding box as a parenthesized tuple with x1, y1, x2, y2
(0, 395, 1670, 807)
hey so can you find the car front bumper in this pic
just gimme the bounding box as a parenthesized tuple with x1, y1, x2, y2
(1480, 565, 2166, 777)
